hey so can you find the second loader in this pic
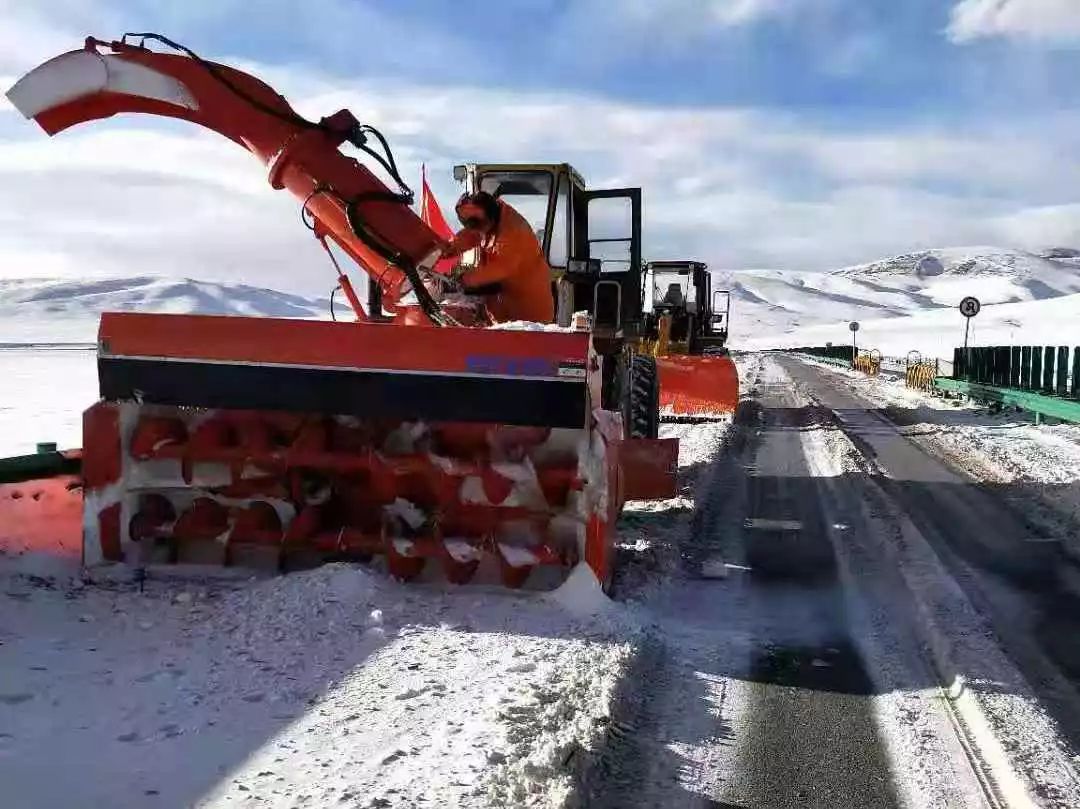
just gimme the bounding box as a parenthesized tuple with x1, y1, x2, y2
(0, 33, 686, 592)
(640, 260, 739, 416)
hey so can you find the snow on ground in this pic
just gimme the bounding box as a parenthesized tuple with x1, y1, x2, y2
(0, 346, 730, 809)
(0, 561, 639, 809)
(791, 354, 1080, 562)
(0, 348, 98, 455)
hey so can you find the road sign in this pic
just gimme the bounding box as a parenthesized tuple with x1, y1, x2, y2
(959, 296, 981, 318)
(849, 321, 859, 332)
(959, 296, 980, 351)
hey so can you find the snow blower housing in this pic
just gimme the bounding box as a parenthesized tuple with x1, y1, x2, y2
(3, 35, 679, 590)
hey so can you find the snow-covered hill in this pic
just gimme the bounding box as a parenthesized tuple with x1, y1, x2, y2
(724, 246, 1080, 358)
(2, 245, 1078, 359)
(0, 277, 330, 343)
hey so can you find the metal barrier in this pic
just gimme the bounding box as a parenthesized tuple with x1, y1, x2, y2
(939, 344, 1080, 424)
(906, 360, 938, 392)
(953, 345, 1080, 397)
(853, 350, 881, 376)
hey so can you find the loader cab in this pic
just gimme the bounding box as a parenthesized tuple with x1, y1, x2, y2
(644, 260, 730, 353)
(452, 162, 642, 330)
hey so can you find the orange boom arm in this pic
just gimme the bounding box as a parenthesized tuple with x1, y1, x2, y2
(5, 34, 444, 319)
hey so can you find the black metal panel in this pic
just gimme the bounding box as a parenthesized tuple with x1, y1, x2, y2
(99, 358, 588, 428)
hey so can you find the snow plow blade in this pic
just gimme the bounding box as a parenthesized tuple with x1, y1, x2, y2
(0, 449, 83, 560)
(69, 311, 671, 591)
(657, 355, 740, 416)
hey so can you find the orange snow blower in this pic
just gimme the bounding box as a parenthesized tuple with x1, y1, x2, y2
(640, 261, 739, 416)
(1, 34, 679, 590)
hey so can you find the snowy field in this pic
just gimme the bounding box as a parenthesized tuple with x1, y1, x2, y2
(0, 348, 98, 456)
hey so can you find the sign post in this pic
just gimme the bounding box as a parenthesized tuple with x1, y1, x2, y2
(849, 321, 859, 364)
(959, 296, 980, 351)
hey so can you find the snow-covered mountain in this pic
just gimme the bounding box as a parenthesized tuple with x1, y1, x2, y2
(2, 245, 1078, 359)
(0, 277, 331, 342)
(724, 246, 1080, 357)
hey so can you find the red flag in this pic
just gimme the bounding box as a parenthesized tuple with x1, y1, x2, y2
(420, 165, 457, 274)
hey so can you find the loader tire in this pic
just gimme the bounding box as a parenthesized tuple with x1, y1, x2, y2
(625, 354, 660, 439)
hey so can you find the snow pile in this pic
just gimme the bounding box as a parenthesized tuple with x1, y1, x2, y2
(546, 563, 616, 618)
(487, 320, 575, 333)
(0, 562, 638, 808)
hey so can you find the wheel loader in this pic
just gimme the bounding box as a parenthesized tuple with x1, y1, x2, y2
(0, 33, 703, 591)
(639, 261, 739, 416)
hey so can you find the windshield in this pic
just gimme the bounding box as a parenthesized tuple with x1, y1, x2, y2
(478, 171, 553, 242)
(650, 269, 696, 309)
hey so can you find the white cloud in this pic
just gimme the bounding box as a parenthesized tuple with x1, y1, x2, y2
(618, 0, 793, 28)
(994, 203, 1080, 247)
(2, 14, 1079, 292)
(948, 0, 1080, 44)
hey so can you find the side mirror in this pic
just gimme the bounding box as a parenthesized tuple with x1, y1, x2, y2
(566, 257, 601, 276)
(452, 164, 467, 182)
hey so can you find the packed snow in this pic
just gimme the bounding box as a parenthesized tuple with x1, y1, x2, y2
(0, 561, 641, 809)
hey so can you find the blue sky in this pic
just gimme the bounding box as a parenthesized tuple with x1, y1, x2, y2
(2, 0, 1080, 292)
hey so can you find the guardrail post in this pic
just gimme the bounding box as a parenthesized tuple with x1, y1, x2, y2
(1073, 347, 1080, 400)
(1056, 347, 1069, 396)
(1043, 347, 1056, 393)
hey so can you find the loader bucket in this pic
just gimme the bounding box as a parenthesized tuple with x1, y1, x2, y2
(657, 355, 740, 417)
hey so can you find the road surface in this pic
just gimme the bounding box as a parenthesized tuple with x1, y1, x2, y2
(585, 354, 1080, 808)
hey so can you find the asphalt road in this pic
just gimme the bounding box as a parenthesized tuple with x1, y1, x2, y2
(589, 356, 901, 809)
(780, 356, 1080, 759)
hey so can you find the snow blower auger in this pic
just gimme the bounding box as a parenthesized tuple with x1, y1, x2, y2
(639, 261, 739, 417)
(2, 35, 679, 590)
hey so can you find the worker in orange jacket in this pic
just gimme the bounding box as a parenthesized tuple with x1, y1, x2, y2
(440, 191, 555, 323)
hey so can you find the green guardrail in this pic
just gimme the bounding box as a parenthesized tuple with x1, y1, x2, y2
(792, 352, 852, 369)
(953, 345, 1079, 396)
(0, 443, 80, 485)
(934, 377, 1080, 425)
